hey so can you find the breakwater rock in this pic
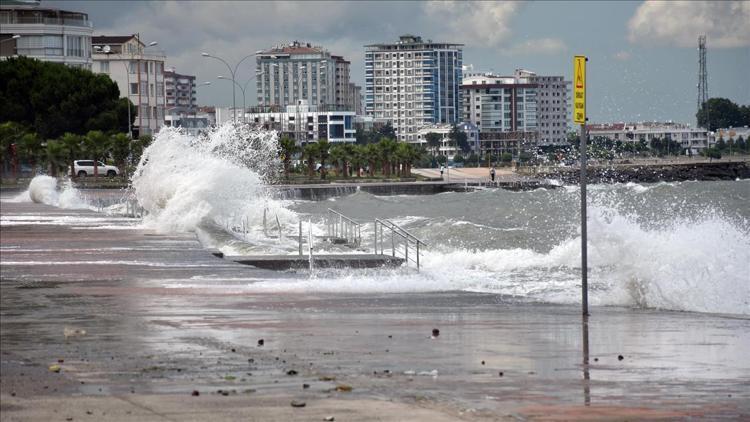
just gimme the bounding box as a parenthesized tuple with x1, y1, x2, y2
(534, 160, 750, 184)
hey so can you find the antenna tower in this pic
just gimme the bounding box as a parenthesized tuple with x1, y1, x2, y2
(697, 35, 708, 128)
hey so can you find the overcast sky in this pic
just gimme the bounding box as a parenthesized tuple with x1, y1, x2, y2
(53, 0, 750, 124)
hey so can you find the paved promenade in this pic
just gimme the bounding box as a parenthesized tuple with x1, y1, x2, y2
(1, 197, 749, 421)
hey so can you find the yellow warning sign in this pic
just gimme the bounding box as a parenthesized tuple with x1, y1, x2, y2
(573, 55, 586, 124)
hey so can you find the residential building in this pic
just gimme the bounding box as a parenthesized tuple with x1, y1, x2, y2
(215, 100, 355, 144)
(365, 34, 463, 142)
(92, 34, 166, 136)
(415, 122, 479, 157)
(517, 69, 570, 146)
(164, 69, 197, 120)
(586, 122, 712, 154)
(0, 1, 93, 69)
(349, 82, 363, 115)
(460, 72, 539, 157)
(715, 126, 750, 142)
(256, 41, 357, 115)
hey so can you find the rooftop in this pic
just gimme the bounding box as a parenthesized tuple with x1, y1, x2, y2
(258, 40, 327, 56)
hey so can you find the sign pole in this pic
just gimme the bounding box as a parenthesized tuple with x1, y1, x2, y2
(574, 55, 589, 316)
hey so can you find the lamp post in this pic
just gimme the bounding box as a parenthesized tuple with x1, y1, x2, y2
(217, 71, 267, 123)
(0, 34, 21, 44)
(201, 52, 255, 123)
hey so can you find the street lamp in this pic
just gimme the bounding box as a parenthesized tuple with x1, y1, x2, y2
(0, 34, 21, 43)
(217, 72, 266, 123)
(201, 51, 255, 123)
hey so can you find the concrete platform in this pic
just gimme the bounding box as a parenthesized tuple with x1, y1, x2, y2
(227, 254, 405, 270)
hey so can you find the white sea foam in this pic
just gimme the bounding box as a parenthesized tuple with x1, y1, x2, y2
(20, 175, 90, 209)
(131, 125, 296, 235)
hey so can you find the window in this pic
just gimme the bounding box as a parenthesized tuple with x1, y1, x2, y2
(129, 61, 137, 74)
(130, 83, 138, 95)
(99, 61, 109, 73)
(140, 81, 147, 95)
(67, 36, 84, 57)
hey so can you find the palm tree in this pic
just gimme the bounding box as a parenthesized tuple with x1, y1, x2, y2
(110, 133, 131, 177)
(329, 144, 346, 177)
(316, 138, 330, 180)
(377, 138, 398, 177)
(364, 143, 379, 177)
(395, 143, 422, 177)
(17, 132, 43, 175)
(278, 136, 299, 180)
(84, 130, 110, 177)
(341, 143, 356, 177)
(302, 142, 319, 178)
(60, 133, 84, 178)
(350, 144, 366, 178)
(45, 139, 68, 176)
(425, 132, 441, 160)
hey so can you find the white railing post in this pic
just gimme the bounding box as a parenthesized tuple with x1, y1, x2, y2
(299, 220, 303, 256)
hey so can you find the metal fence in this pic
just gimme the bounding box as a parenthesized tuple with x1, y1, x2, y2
(326, 208, 362, 247)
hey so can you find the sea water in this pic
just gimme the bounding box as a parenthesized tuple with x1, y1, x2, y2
(17, 124, 750, 316)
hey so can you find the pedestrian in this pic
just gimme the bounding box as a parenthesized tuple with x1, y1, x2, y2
(440, 165, 445, 179)
(490, 166, 496, 182)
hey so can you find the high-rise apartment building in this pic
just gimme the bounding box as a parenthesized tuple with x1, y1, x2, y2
(92, 35, 166, 136)
(460, 72, 538, 156)
(164, 69, 197, 116)
(364, 34, 463, 142)
(257, 41, 360, 113)
(516, 69, 570, 146)
(0, 2, 93, 70)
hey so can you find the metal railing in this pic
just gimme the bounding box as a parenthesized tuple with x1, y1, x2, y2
(326, 208, 362, 247)
(374, 219, 427, 270)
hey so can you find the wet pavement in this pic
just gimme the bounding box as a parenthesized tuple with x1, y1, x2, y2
(1, 198, 749, 421)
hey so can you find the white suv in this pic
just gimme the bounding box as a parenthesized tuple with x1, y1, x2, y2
(72, 160, 120, 177)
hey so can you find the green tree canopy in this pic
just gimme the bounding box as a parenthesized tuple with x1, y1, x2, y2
(697, 98, 749, 131)
(0, 56, 135, 139)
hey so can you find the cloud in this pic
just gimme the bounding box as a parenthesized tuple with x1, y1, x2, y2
(507, 38, 567, 55)
(628, 1, 750, 48)
(422, 1, 522, 46)
(613, 50, 632, 61)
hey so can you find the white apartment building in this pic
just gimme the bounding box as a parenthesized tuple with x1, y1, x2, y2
(365, 35, 463, 142)
(215, 101, 355, 144)
(460, 72, 539, 156)
(256, 41, 357, 114)
(715, 127, 750, 142)
(587, 122, 712, 154)
(517, 69, 570, 146)
(415, 123, 479, 157)
(92, 35, 166, 136)
(164, 69, 197, 118)
(0, 2, 93, 70)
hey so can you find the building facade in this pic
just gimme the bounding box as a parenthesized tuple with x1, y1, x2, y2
(517, 69, 570, 146)
(365, 35, 463, 142)
(92, 35, 166, 136)
(460, 72, 539, 157)
(164, 69, 197, 119)
(244, 101, 355, 144)
(0, 2, 93, 70)
(415, 122, 479, 157)
(586, 122, 712, 154)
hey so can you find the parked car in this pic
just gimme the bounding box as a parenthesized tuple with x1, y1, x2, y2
(71, 160, 119, 177)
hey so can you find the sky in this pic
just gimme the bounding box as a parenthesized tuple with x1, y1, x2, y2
(51, 0, 750, 125)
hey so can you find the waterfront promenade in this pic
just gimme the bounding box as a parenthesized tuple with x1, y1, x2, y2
(1, 197, 749, 420)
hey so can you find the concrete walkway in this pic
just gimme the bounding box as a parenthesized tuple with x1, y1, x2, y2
(2, 198, 749, 421)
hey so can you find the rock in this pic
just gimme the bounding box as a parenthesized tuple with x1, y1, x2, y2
(231, 348, 236, 353)
(287, 369, 298, 376)
(58, 359, 64, 363)
(618, 355, 624, 361)
(324, 417, 335, 421)
(221, 391, 229, 396)
(48, 364, 61, 373)
(432, 328, 440, 338)
(388, 335, 392, 338)
(481, 360, 485, 365)
(594, 358, 598, 362)
(498, 372, 503, 377)
(303, 383, 310, 389)
(335, 384, 352, 392)
(191, 390, 200, 396)
(290, 400, 306, 408)
(257, 339, 264, 347)
(319, 375, 336, 381)
(243, 389, 256, 394)
(248, 358, 254, 363)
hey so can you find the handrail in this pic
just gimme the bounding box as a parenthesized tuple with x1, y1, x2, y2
(327, 208, 362, 247)
(374, 219, 427, 270)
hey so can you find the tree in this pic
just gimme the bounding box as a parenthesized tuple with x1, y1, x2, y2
(0, 56, 132, 139)
(349, 144, 366, 177)
(316, 138, 330, 180)
(278, 136, 298, 180)
(329, 144, 347, 177)
(425, 132, 442, 156)
(60, 133, 84, 178)
(364, 143, 379, 177)
(0, 121, 28, 174)
(110, 133, 131, 176)
(449, 124, 470, 154)
(84, 130, 110, 177)
(130, 134, 152, 168)
(45, 139, 68, 176)
(697, 98, 747, 131)
(17, 132, 43, 174)
(302, 142, 319, 177)
(377, 138, 398, 177)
